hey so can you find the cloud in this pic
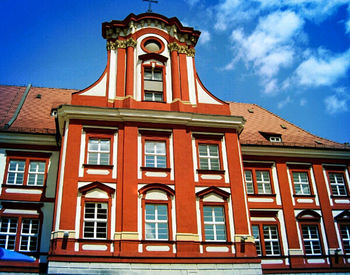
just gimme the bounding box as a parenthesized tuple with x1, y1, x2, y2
(185, 0, 200, 7)
(198, 30, 211, 45)
(295, 49, 350, 87)
(324, 95, 348, 114)
(346, 18, 350, 34)
(278, 96, 292, 109)
(300, 98, 307, 106)
(263, 79, 278, 95)
(231, 11, 303, 81)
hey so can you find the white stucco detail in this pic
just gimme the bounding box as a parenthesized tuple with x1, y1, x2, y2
(171, 195, 176, 242)
(297, 198, 314, 203)
(186, 56, 196, 105)
(145, 190, 168, 200)
(82, 244, 108, 251)
(261, 259, 284, 264)
(79, 130, 85, 177)
(227, 196, 235, 251)
(196, 79, 222, 105)
(277, 210, 289, 256)
(309, 167, 320, 206)
(108, 50, 117, 100)
(75, 193, 82, 240)
(192, 136, 198, 182)
(3, 209, 39, 215)
(5, 189, 42, 194)
(169, 133, 174, 181)
(322, 166, 333, 206)
(307, 258, 325, 264)
(271, 163, 281, 205)
(206, 246, 229, 252)
(85, 188, 109, 199)
(200, 174, 222, 180)
(203, 193, 225, 202)
(146, 245, 170, 252)
(196, 198, 202, 242)
(112, 132, 118, 179)
(80, 73, 107, 97)
(334, 199, 350, 204)
(250, 217, 276, 222)
(221, 136, 230, 183)
(286, 166, 295, 205)
(248, 197, 274, 203)
(145, 172, 167, 177)
(46, 152, 59, 198)
(137, 133, 142, 179)
(86, 169, 110, 175)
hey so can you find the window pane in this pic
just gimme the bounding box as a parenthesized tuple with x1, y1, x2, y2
(155, 142, 165, 154)
(145, 142, 155, 154)
(208, 145, 219, 156)
(153, 69, 162, 81)
(198, 145, 207, 156)
(88, 153, 98, 165)
(145, 204, 155, 220)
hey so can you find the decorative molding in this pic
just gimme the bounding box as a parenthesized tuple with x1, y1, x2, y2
(234, 234, 255, 243)
(176, 233, 199, 241)
(168, 42, 195, 56)
(126, 38, 137, 48)
(106, 40, 127, 51)
(186, 48, 195, 57)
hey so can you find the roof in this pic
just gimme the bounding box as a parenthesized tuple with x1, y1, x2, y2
(0, 85, 75, 134)
(229, 102, 347, 150)
(0, 85, 347, 150)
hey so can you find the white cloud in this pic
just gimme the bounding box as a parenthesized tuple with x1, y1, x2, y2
(263, 79, 278, 95)
(296, 49, 350, 87)
(185, 0, 200, 7)
(324, 95, 348, 114)
(198, 30, 211, 45)
(231, 11, 303, 81)
(346, 18, 350, 34)
(278, 96, 292, 109)
(300, 98, 307, 106)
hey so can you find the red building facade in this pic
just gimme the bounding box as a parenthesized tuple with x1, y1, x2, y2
(0, 13, 349, 274)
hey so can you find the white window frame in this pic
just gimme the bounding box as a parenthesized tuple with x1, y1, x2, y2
(252, 225, 262, 256)
(301, 225, 322, 255)
(144, 67, 164, 102)
(144, 141, 167, 168)
(256, 171, 272, 194)
(329, 172, 347, 196)
(203, 206, 227, 242)
(83, 202, 108, 239)
(269, 136, 282, 142)
(340, 224, 350, 254)
(263, 225, 281, 256)
(27, 161, 46, 186)
(6, 160, 25, 185)
(19, 219, 39, 252)
(0, 218, 18, 250)
(293, 172, 311, 195)
(244, 170, 254, 194)
(87, 138, 110, 165)
(145, 204, 169, 240)
(198, 144, 220, 171)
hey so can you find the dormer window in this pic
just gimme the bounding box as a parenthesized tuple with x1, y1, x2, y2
(269, 136, 282, 143)
(143, 66, 164, 102)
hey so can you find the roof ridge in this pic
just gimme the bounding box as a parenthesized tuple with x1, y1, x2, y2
(228, 101, 342, 146)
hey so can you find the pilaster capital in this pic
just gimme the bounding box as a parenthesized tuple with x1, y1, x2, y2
(126, 38, 137, 48)
(186, 48, 195, 57)
(168, 42, 180, 52)
(106, 40, 127, 51)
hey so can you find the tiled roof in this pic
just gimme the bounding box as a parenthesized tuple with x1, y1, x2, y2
(0, 85, 75, 134)
(229, 102, 347, 149)
(0, 85, 347, 150)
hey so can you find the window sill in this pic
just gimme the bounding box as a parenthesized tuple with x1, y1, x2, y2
(142, 100, 166, 103)
(2, 184, 45, 189)
(330, 195, 350, 199)
(293, 194, 316, 198)
(197, 169, 225, 175)
(83, 164, 114, 169)
(247, 193, 276, 197)
(141, 167, 171, 172)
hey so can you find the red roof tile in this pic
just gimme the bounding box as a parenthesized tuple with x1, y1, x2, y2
(0, 85, 75, 134)
(229, 102, 346, 149)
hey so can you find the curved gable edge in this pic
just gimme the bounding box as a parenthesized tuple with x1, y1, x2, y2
(196, 73, 227, 106)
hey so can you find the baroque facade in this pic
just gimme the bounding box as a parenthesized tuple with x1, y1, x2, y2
(0, 13, 349, 274)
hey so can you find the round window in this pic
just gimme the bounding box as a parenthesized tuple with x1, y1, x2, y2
(141, 37, 164, 54)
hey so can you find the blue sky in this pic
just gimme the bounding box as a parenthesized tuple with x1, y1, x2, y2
(1, 0, 349, 144)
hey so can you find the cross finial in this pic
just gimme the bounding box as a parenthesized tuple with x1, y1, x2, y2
(143, 0, 158, 13)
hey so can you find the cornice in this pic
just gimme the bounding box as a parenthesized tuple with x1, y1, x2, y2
(106, 38, 137, 51)
(241, 145, 350, 159)
(56, 105, 245, 136)
(0, 132, 57, 146)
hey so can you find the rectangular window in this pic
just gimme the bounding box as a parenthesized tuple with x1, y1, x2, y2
(244, 167, 273, 195)
(144, 67, 164, 102)
(256, 171, 272, 194)
(252, 225, 262, 256)
(252, 224, 281, 256)
(244, 171, 254, 194)
(87, 138, 110, 165)
(328, 172, 347, 196)
(83, 202, 108, 239)
(198, 144, 220, 170)
(302, 225, 322, 255)
(145, 204, 168, 240)
(27, 161, 46, 186)
(203, 206, 226, 241)
(145, 141, 166, 168)
(293, 171, 311, 195)
(0, 218, 18, 250)
(6, 160, 25, 185)
(19, 219, 39, 251)
(340, 224, 350, 254)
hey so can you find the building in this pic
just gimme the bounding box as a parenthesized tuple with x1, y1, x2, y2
(0, 12, 349, 274)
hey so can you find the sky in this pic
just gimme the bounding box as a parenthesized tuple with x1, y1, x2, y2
(1, 0, 349, 144)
